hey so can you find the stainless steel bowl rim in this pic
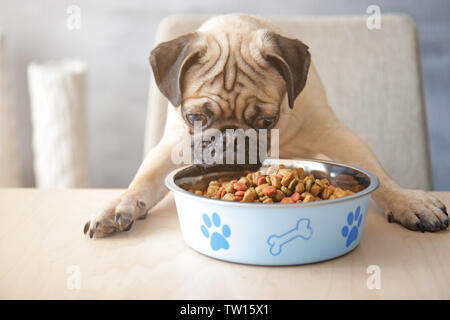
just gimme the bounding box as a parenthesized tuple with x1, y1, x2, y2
(165, 158, 380, 208)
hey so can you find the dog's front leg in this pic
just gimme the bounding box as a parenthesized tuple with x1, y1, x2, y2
(300, 122, 448, 232)
(84, 133, 183, 238)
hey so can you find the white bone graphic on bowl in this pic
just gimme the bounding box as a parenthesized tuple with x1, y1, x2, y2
(267, 218, 313, 256)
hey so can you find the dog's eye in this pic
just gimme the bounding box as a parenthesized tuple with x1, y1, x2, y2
(255, 117, 277, 129)
(186, 113, 209, 127)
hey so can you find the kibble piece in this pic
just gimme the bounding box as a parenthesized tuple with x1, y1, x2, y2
(295, 182, 305, 194)
(255, 175, 267, 186)
(280, 197, 294, 203)
(303, 193, 315, 202)
(238, 177, 251, 187)
(297, 167, 306, 179)
(321, 187, 332, 200)
(314, 179, 325, 188)
(255, 184, 269, 197)
(278, 168, 290, 176)
(206, 185, 220, 197)
(291, 192, 301, 202)
(305, 178, 313, 192)
(275, 190, 285, 202)
(262, 186, 277, 197)
(288, 177, 299, 190)
(310, 184, 321, 197)
(261, 166, 277, 176)
(243, 187, 257, 202)
(281, 171, 294, 186)
(333, 187, 346, 198)
(209, 180, 220, 187)
(281, 186, 292, 196)
(217, 187, 226, 198)
(224, 182, 234, 193)
(223, 193, 236, 201)
(233, 182, 247, 191)
(267, 174, 281, 188)
(300, 192, 309, 200)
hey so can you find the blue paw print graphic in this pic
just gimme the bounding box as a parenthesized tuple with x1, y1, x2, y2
(341, 206, 363, 247)
(201, 212, 231, 251)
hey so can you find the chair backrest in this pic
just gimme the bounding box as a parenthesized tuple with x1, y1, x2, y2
(144, 14, 432, 190)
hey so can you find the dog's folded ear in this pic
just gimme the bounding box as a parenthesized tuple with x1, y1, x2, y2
(149, 32, 205, 107)
(261, 32, 311, 109)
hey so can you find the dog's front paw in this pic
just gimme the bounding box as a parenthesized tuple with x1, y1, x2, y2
(83, 193, 149, 238)
(386, 189, 448, 232)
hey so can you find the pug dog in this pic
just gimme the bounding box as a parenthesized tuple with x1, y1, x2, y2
(84, 13, 448, 238)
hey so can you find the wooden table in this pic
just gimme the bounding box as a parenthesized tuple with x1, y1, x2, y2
(0, 188, 449, 299)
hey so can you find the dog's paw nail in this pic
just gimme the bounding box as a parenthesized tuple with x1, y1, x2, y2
(83, 221, 90, 235)
(115, 213, 134, 231)
(122, 220, 134, 232)
(89, 229, 94, 239)
(386, 211, 393, 223)
(435, 221, 442, 230)
(416, 222, 425, 233)
(122, 217, 133, 226)
(137, 201, 146, 209)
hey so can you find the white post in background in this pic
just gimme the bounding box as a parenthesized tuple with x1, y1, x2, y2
(0, 29, 22, 187)
(28, 60, 89, 188)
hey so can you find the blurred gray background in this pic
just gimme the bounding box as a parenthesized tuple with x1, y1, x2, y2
(1, 0, 449, 189)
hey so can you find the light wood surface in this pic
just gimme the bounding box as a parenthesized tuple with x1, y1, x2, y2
(0, 188, 449, 299)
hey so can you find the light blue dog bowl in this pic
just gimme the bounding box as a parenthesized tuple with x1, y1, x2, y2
(165, 159, 379, 266)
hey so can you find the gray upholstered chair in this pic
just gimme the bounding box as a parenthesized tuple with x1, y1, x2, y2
(144, 14, 432, 190)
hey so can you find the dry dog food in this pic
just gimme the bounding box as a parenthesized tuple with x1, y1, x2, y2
(185, 164, 365, 203)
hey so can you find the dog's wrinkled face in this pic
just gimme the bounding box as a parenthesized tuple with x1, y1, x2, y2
(150, 29, 310, 164)
(179, 32, 288, 133)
